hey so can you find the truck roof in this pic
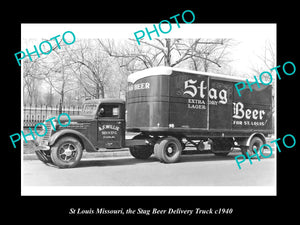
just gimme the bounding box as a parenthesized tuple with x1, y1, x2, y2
(128, 66, 253, 84)
(84, 98, 125, 105)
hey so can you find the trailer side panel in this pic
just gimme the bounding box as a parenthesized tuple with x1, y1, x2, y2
(169, 71, 208, 129)
(126, 67, 273, 136)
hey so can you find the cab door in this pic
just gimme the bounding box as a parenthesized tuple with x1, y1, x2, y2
(97, 103, 125, 149)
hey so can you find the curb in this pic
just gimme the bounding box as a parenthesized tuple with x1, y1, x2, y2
(23, 149, 274, 160)
(23, 149, 131, 160)
(24, 138, 276, 160)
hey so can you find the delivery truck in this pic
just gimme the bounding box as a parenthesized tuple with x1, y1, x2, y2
(35, 66, 273, 168)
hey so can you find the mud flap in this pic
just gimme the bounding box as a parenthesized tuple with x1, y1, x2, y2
(35, 150, 52, 165)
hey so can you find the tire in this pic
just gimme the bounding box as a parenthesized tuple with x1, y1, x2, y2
(154, 141, 163, 162)
(211, 138, 233, 156)
(242, 136, 264, 158)
(154, 136, 182, 163)
(129, 145, 153, 160)
(50, 136, 83, 168)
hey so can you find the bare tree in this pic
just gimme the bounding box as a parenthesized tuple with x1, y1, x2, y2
(249, 39, 276, 131)
(22, 37, 236, 106)
(250, 40, 276, 83)
(186, 38, 234, 72)
(22, 37, 76, 106)
(99, 38, 233, 74)
(40, 47, 77, 105)
(66, 40, 114, 99)
(23, 58, 41, 105)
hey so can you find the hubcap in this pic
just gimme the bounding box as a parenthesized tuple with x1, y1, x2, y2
(249, 142, 262, 156)
(166, 143, 177, 157)
(167, 147, 173, 154)
(58, 143, 77, 161)
(252, 145, 258, 152)
(64, 148, 73, 157)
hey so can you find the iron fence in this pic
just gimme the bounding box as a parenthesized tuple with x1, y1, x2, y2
(23, 104, 81, 127)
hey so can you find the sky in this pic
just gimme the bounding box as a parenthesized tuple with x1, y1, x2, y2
(228, 36, 275, 76)
(22, 23, 276, 77)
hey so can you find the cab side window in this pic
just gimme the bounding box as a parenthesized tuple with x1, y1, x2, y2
(98, 104, 120, 118)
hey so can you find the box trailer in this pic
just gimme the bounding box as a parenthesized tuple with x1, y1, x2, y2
(35, 66, 273, 168)
(126, 66, 273, 162)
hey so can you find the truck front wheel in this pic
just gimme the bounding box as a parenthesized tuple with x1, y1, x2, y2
(129, 145, 153, 160)
(154, 136, 182, 163)
(50, 136, 83, 168)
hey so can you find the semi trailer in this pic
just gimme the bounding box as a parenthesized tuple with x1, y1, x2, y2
(35, 66, 273, 168)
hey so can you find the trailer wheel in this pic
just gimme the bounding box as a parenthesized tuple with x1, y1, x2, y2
(129, 146, 153, 160)
(242, 136, 264, 158)
(50, 136, 83, 168)
(154, 136, 182, 163)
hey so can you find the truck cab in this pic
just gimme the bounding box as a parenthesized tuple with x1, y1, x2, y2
(94, 99, 125, 149)
(36, 99, 126, 168)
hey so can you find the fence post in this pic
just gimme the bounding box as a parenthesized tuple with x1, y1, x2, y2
(45, 104, 47, 120)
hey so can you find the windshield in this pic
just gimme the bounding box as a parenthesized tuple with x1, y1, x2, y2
(81, 104, 98, 115)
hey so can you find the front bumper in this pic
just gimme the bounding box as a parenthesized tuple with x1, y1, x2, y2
(35, 150, 49, 162)
(34, 139, 52, 163)
(34, 139, 51, 151)
(37, 145, 50, 151)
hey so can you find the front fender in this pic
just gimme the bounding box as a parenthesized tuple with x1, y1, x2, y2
(49, 129, 97, 152)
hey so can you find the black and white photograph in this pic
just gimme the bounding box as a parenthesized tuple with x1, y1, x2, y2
(4, 4, 299, 221)
(19, 23, 277, 196)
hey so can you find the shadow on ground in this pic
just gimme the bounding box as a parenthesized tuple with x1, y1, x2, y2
(75, 152, 273, 169)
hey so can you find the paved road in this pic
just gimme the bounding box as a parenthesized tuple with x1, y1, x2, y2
(23, 152, 275, 187)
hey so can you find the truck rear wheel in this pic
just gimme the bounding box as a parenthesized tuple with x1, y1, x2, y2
(154, 136, 182, 163)
(50, 136, 83, 168)
(242, 136, 264, 158)
(129, 145, 153, 160)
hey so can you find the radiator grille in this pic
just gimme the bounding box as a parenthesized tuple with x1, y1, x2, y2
(41, 121, 53, 141)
